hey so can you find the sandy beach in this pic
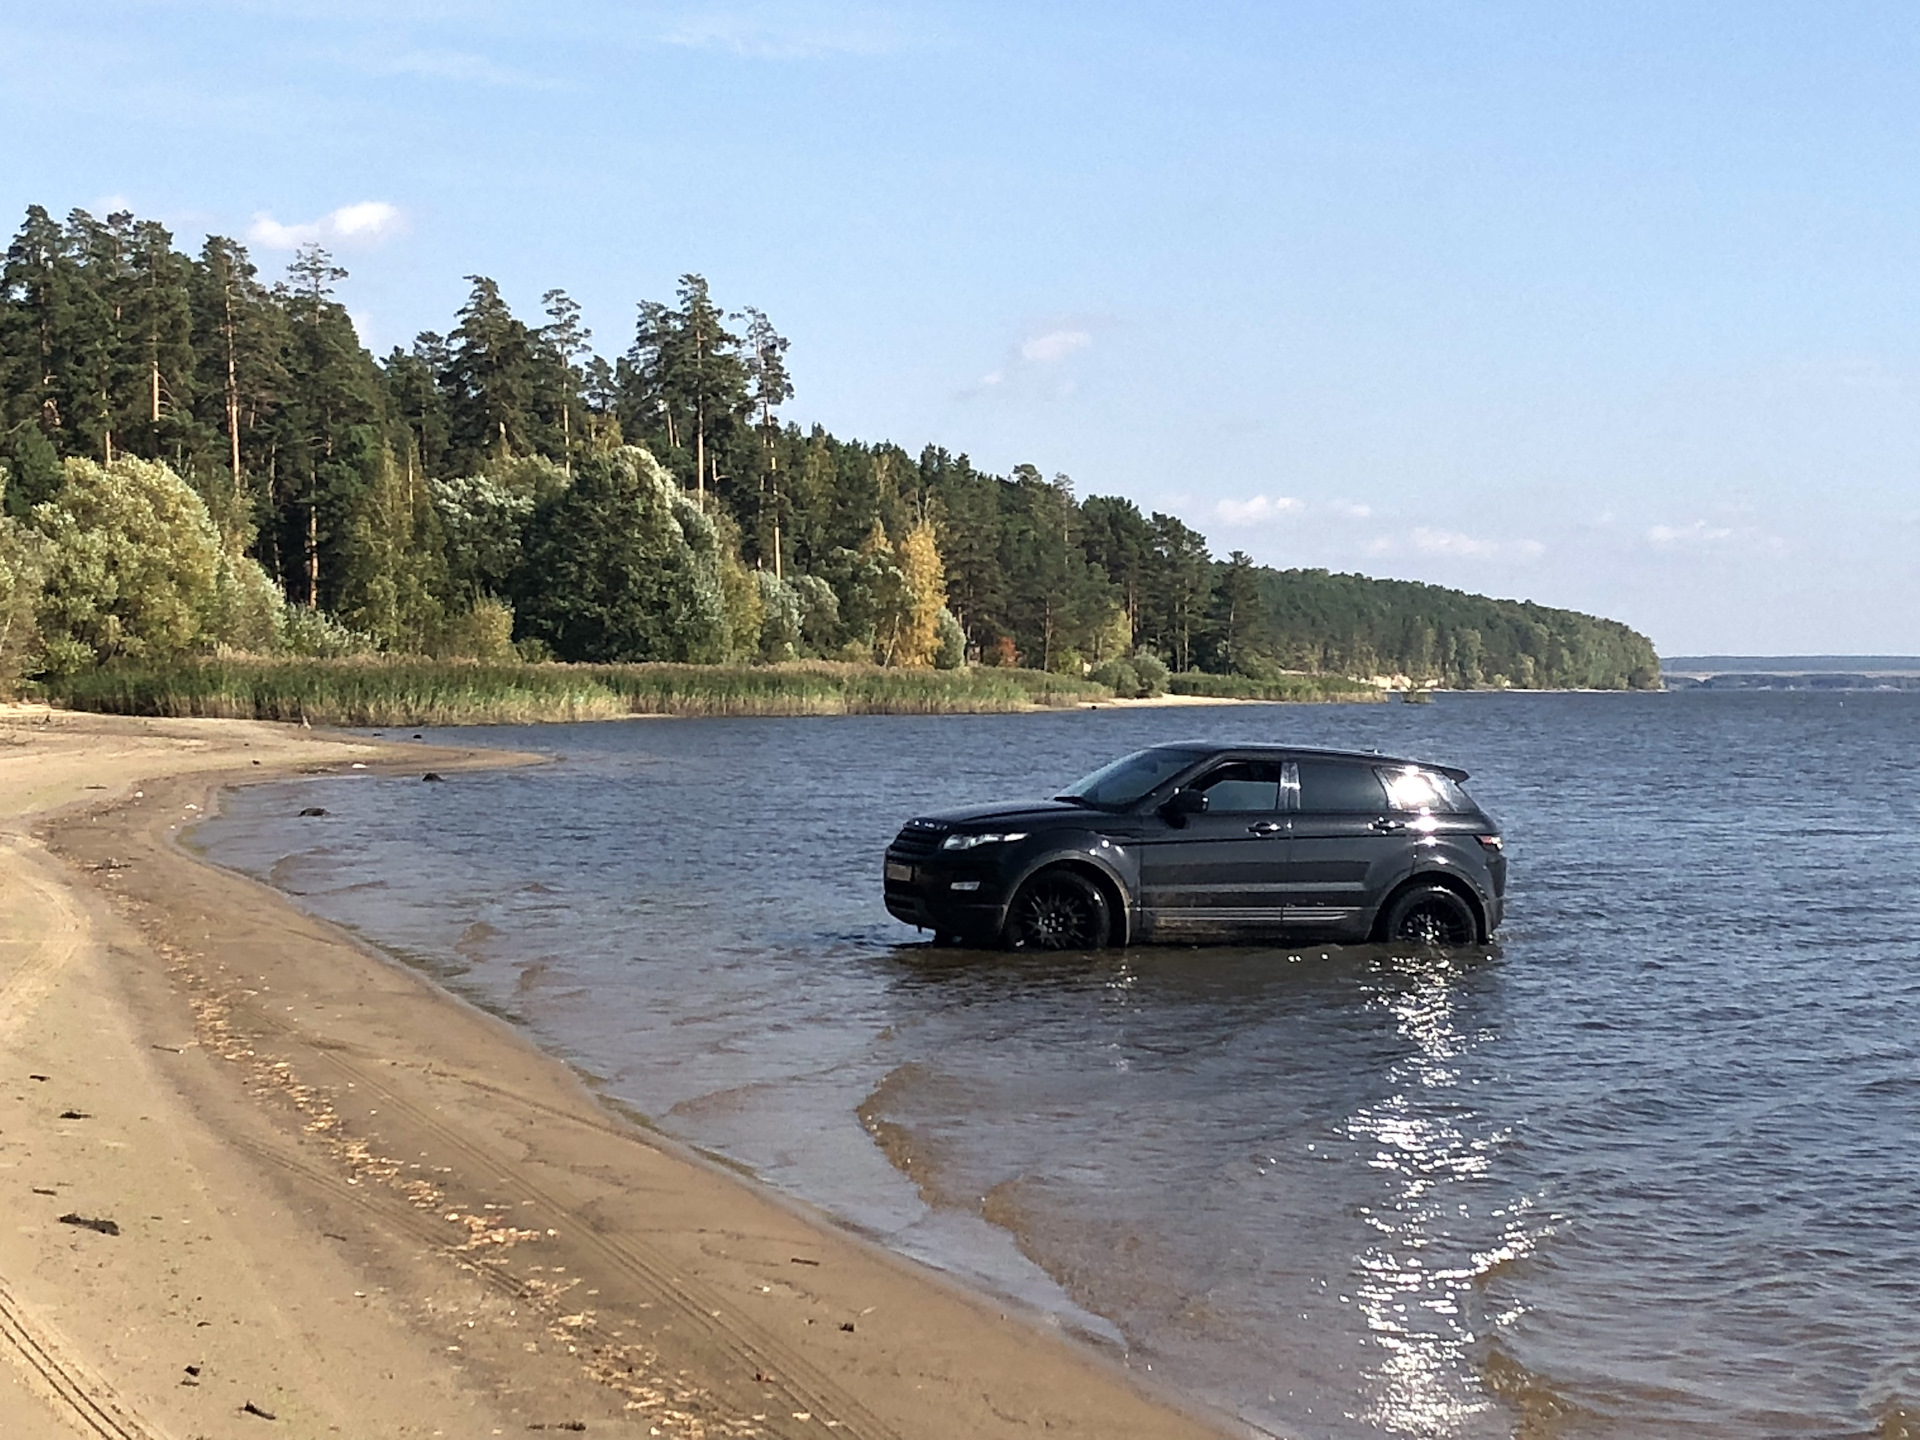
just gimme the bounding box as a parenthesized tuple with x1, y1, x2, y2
(0, 709, 1234, 1440)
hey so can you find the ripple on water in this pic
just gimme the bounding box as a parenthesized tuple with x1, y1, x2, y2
(194, 694, 1920, 1438)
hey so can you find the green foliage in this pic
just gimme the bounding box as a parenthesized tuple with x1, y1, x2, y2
(1247, 569, 1659, 689)
(3, 426, 61, 515)
(0, 202, 1661, 701)
(1089, 657, 1142, 697)
(514, 446, 725, 663)
(279, 604, 368, 658)
(1167, 671, 1380, 702)
(436, 597, 518, 661)
(45, 657, 1108, 726)
(206, 548, 286, 653)
(754, 570, 804, 662)
(934, 607, 966, 670)
(0, 501, 47, 688)
(1130, 648, 1169, 696)
(31, 457, 222, 667)
(1088, 647, 1170, 699)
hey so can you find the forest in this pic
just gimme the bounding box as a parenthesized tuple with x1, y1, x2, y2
(0, 204, 1660, 693)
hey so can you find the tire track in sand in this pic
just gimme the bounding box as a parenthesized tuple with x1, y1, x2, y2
(206, 979, 903, 1440)
(0, 838, 86, 1046)
(0, 840, 167, 1440)
(0, 1279, 168, 1440)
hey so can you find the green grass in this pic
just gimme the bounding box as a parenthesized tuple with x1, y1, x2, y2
(42, 657, 1112, 727)
(1167, 671, 1382, 703)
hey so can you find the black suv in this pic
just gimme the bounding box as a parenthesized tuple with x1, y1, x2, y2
(883, 744, 1504, 950)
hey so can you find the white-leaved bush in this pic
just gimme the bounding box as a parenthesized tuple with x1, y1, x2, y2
(5, 456, 318, 680)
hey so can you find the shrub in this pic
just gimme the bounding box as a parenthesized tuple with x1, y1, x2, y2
(31, 457, 221, 666)
(437, 598, 518, 661)
(1089, 657, 1142, 698)
(934, 607, 966, 670)
(1131, 649, 1169, 696)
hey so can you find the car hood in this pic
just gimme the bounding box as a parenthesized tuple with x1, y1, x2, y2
(910, 799, 1099, 829)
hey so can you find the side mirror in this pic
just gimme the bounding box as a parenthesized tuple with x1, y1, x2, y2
(1161, 787, 1208, 822)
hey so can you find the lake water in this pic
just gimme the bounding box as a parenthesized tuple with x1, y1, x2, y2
(193, 693, 1920, 1439)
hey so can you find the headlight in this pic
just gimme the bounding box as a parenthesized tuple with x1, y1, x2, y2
(941, 831, 1028, 851)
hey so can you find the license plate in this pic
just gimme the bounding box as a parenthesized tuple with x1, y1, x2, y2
(885, 861, 914, 883)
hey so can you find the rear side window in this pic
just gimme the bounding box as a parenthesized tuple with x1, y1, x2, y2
(1378, 766, 1471, 813)
(1295, 760, 1387, 813)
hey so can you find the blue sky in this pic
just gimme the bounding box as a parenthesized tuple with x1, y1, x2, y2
(4, 0, 1916, 653)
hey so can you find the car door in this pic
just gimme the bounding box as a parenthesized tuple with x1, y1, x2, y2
(1281, 758, 1415, 934)
(1136, 760, 1289, 939)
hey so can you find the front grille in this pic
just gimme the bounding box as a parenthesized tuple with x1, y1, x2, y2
(887, 819, 948, 862)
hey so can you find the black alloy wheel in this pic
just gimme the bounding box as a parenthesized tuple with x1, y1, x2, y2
(1381, 884, 1478, 948)
(1006, 871, 1111, 951)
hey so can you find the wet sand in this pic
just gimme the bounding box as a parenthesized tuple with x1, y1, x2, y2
(0, 709, 1234, 1440)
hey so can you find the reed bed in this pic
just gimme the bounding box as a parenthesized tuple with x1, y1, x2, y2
(1167, 671, 1381, 703)
(45, 657, 1112, 727)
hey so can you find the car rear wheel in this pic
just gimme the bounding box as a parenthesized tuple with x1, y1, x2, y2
(1005, 870, 1110, 951)
(1380, 884, 1478, 948)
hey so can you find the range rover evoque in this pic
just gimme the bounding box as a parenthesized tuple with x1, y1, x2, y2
(883, 743, 1504, 950)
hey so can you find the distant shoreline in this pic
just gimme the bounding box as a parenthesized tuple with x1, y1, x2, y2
(1662, 654, 1920, 678)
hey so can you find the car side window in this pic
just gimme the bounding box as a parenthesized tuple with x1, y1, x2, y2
(1294, 760, 1388, 814)
(1378, 765, 1468, 813)
(1190, 761, 1284, 812)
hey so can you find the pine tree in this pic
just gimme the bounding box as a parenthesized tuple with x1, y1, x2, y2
(623, 275, 746, 508)
(270, 246, 387, 607)
(189, 236, 287, 547)
(443, 277, 538, 475)
(537, 289, 590, 476)
(742, 307, 792, 575)
(1208, 550, 1262, 672)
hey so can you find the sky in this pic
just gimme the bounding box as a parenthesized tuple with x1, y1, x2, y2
(2, 0, 1916, 655)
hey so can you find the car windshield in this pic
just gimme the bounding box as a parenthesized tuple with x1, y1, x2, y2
(1057, 747, 1206, 810)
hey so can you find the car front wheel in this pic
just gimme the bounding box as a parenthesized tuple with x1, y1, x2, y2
(1004, 870, 1111, 951)
(1380, 884, 1479, 948)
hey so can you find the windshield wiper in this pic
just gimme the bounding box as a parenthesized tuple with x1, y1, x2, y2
(1052, 794, 1102, 809)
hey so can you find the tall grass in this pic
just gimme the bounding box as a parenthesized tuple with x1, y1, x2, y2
(1167, 671, 1382, 703)
(44, 657, 1113, 727)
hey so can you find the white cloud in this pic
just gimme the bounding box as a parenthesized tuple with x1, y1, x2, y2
(1215, 494, 1303, 527)
(248, 200, 403, 250)
(1365, 527, 1545, 561)
(1411, 526, 1500, 558)
(957, 322, 1094, 399)
(1328, 500, 1373, 520)
(359, 49, 547, 87)
(1646, 519, 1785, 554)
(661, 5, 924, 57)
(1019, 329, 1090, 364)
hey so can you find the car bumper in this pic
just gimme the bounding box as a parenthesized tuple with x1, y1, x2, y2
(883, 856, 1010, 942)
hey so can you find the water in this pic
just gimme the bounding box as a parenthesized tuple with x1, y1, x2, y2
(193, 693, 1920, 1438)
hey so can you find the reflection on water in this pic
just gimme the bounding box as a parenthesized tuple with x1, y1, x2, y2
(194, 694, 1920, 1438)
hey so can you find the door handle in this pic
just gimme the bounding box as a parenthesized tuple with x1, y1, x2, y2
(1247, 821, 1285, 836)
(1370, 818, 1406, 833)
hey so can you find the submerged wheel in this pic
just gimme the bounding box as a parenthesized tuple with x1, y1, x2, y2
(1380, 884, 1479, 948)
(1004, 870, 1111, 951)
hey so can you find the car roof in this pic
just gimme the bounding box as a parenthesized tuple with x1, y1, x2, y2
(1146, 741, 1470, 783)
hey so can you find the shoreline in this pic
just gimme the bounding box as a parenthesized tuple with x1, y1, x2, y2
(0, 710, 1236, 1439)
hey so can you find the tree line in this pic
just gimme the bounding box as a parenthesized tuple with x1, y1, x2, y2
(0, 203, 1659, 689)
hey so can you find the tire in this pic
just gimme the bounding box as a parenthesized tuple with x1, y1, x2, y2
(1379, 883, 1479, 948)
(1004, 870, 1111, 951)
